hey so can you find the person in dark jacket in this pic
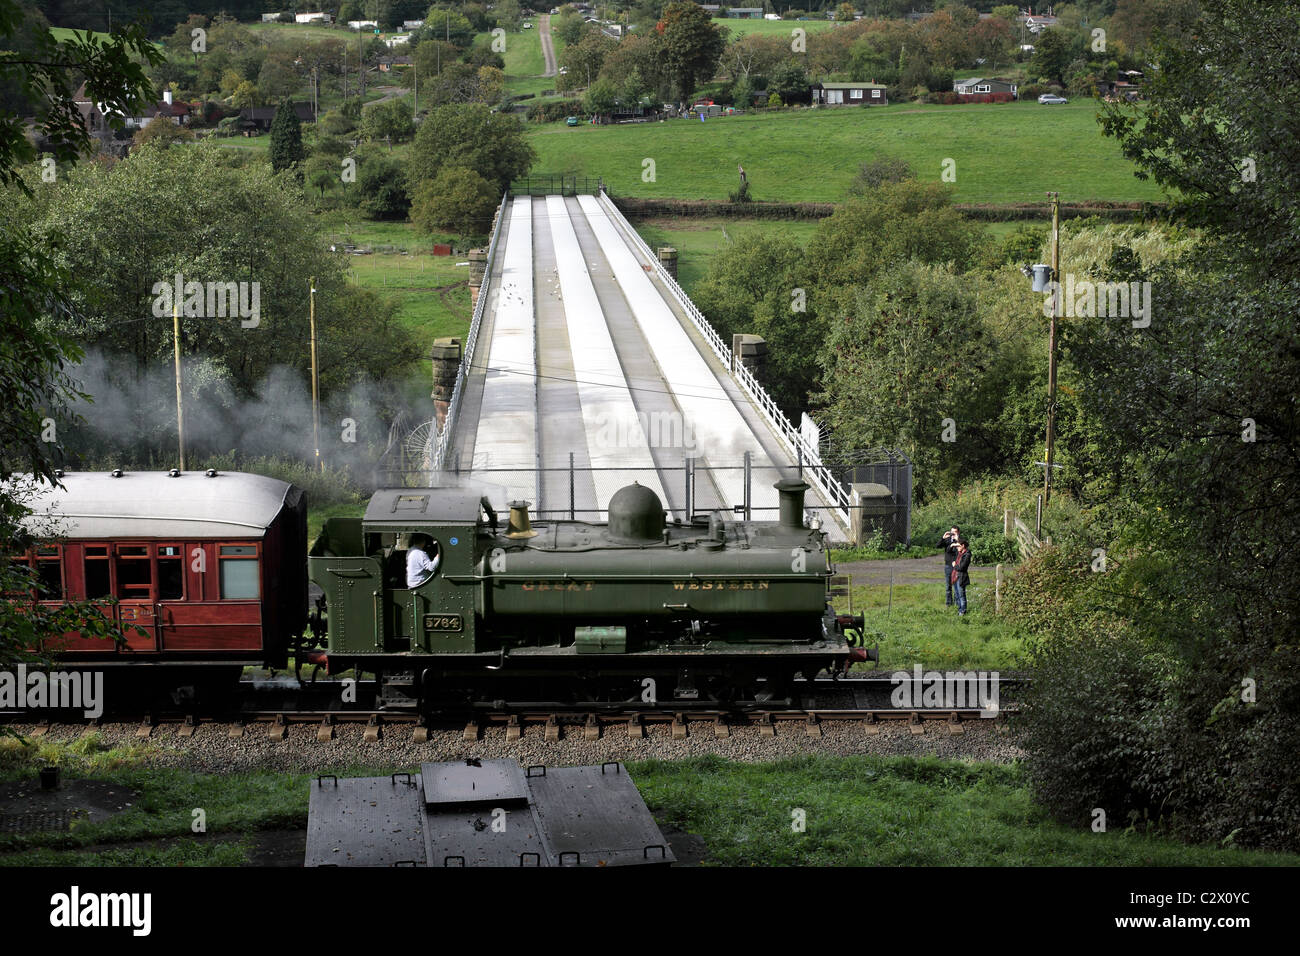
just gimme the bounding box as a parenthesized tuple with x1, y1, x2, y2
(951, 538, 972, 616)
(938, 526, 960, 604)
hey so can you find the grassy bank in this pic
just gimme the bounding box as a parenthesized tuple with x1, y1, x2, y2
(2, 744, 1295, 866)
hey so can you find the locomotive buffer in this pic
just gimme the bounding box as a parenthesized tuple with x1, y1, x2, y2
(305, 758, 675, 867)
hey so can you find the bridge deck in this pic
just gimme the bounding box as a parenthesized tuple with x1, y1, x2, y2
(445, 194, 840, 534)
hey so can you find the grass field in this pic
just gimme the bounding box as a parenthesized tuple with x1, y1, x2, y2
(318, 215, 474, 354)
(500, 25, 565, 99)
(528, 100, 1163, 204)
(632, 217, 821, 291)
(839, 562, 1022, 671)
(3, 746, 1296, 867)
(711, 17, 837, 39)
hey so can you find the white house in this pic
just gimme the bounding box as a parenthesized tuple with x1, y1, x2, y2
(295, 13, 331, 24)
(402, 19, 424, 29)
(347, 20, 378, 30)
(384, 34, 412, 47)
(261, 13, 282, 22)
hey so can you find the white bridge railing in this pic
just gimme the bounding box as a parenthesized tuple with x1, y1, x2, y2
(597, 191, 852, 530)
(432, 192, 508, 470)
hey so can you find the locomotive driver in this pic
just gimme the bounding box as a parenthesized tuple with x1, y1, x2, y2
(406, 533, 441, 588)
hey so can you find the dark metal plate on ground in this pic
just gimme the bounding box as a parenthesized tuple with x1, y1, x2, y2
(305, 777, 426, 867)
(306, 760, 675, 867)
(421, 759, 529, 808)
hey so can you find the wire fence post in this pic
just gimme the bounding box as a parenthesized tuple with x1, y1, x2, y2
(743, 451, 752, 521)
(569, 452, 575, 520)
(685, 457, 693, 520)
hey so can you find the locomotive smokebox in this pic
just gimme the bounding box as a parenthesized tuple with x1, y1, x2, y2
(775, 479, 810, 530)
(607, 483, 666, 542)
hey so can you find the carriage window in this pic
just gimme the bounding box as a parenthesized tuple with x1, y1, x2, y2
(115, 545, 152, 599)
(35, 547, 63, 600)
(84, 546, 111, 599)
(219, 545, 259, 600)
(158, 546, 183, 600)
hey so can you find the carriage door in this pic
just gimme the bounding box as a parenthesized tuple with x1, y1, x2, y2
(114, 544, 159, 652)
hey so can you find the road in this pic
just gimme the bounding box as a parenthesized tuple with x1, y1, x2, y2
(539, 14, 557, 78)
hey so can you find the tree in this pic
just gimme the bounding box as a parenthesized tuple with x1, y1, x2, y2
(361, 97, 415, 143)
(582, 78, 619, 115)
(815, 262, 990, 498)
(657, 1, 727, 101)
(557, 31, 617, 92)
(808, 179, 982, 289)
(767, 60, 808, 104)
(411, 166, 498, 238)
(846, 155, 914, 195)
(357, 151, 412, 218)
(0, 1, 166, 666)
(269, 99, 304, 173)
(1022, 0, 1300, 851)
(1028, 28, 1072, 84)
(131, 118, 196, 151)
(408, 102, 535, 194)
(0, 1, 159, 188)
(231, 80, 261, 110)
(835, 3, 855, 22)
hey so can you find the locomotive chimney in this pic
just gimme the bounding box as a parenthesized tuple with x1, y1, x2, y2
(775, 479, 809, 530)
(506, 500, 537, 539)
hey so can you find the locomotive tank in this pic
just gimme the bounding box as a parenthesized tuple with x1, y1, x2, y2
(481, 481, 830, 641)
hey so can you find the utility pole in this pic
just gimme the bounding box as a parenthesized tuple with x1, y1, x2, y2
(1043, 191, 1060, 506)
(172, 300, 186, 471)
(309, 277, 322, 472)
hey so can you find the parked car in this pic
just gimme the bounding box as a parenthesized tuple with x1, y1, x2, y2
(523, 22, 532, 28)
(1038, 94, 1068, 104)
(566, 115, 579, 126)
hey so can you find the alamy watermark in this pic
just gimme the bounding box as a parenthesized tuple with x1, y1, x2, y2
(151, 273, 261, 328)
(890, 665, 999, 717)
(593, 410, 695, 451)
(0, 665, 103, 718)
(1043, 274, 1152, 328)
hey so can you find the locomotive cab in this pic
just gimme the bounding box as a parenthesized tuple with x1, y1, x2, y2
(309, 490, 498, 657)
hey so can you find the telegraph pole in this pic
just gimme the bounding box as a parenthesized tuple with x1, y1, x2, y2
(309, 277, 322, 472)
(172, 300, 186, 471)
(1043, 191, 1061, 506)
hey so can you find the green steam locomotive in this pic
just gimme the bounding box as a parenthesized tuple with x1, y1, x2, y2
(307, 478, 869, 710)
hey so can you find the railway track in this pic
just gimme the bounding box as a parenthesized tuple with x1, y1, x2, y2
(4, 676, 1024, 743)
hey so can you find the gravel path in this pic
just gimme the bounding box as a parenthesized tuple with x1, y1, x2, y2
(32, 717, 1023, 774)
(538, 14, 557, 78)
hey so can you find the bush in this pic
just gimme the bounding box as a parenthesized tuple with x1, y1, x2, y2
(529, 99, 582, 122)
(727, 180, 752, 203)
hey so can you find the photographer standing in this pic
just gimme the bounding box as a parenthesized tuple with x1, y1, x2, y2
(938, 526, 961, 605)
(952, 539, 972, 616)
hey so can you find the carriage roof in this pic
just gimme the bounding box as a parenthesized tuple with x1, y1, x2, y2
(14, 471, 299, 540)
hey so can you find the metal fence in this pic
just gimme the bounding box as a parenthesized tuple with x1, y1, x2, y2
(373, 450, 910, 546)
(832, 448, 913, 547)
(509, 175, 606, 196)
(431, 191, 508, 471)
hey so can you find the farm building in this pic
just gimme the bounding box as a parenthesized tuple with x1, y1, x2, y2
(953, 77, 1019, 98)
(239, 102, 317, 132)
(295, 12, 331, 23)
(812, 82, 888, 106)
